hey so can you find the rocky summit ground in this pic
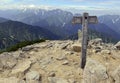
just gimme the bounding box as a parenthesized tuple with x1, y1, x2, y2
(0, 38, 120, 83)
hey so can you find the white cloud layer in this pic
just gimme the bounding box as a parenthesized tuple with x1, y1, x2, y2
(0, 0, 12, 3)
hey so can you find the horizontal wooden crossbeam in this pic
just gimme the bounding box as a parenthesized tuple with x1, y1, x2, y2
(72, 16, 98, 24)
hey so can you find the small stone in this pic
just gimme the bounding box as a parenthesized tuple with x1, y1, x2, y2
(48, 71, 56, 77)
(56, 55, 67, 60)
(22, 46, 34, 51)
(92, 46, 102, 53)
(62, 60, 69, 65)
(26, 71, 40, 81)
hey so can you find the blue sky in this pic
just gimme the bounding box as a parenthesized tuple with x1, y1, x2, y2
(0, 0, 120, 15)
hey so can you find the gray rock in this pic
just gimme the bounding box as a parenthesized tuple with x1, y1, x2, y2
(48, 71, 56, 77)
(62, 60, 69, 65)
(114, 41, 120, 50)
(56, 55, 67, 61)
(39, 57, 53, 69)
(26, 71, 40, 81)
(48, 77, 69, 83)
(89, 38, 103, 45)
(60, 43, 69, 49)
(54, 42, 69, 49)
(72, 44, 81, 52)
(94, 46, 102, 53)
(22, 46, 34, 51)
(83, 58, 108, 83)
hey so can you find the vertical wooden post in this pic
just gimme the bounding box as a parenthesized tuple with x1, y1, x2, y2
(81, 13, 88, 69)
(72, 13, 98, 69)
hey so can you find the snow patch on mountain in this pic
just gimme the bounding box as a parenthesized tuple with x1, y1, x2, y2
(112, 19, 115, 23)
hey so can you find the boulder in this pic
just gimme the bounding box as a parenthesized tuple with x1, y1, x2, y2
(72, 44, 81, 52)
(114, 41, 120, 50)
(26, 71, 40, 81)
(83, 58, 108, 83)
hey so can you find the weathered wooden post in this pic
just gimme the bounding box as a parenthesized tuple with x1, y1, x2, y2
(72, 13, 98, 69)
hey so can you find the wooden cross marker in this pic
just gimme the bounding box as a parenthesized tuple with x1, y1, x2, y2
(72, 13, 98, 69)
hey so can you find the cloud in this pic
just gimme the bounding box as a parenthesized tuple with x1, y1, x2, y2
(0, 0, 13, 3)
(62, 5, 110, 11)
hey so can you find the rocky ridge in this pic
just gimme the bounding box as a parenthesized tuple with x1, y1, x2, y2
(0, 38, 120, 83)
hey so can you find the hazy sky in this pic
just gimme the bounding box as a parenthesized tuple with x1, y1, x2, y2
(0, 0, 120, 15)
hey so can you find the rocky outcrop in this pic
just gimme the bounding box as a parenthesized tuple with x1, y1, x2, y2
(83, 59, 108, 83)
(0, 39, 119, 83)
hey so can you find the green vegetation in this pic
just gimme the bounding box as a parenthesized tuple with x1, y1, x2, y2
(0, 39, 45, 53)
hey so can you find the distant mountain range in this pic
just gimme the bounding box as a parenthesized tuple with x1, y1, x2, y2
(0, 20, 59, 49)
(99, 15, 120, 35)
(0, 17, 8, 23)
(0, 8, 120, 49)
